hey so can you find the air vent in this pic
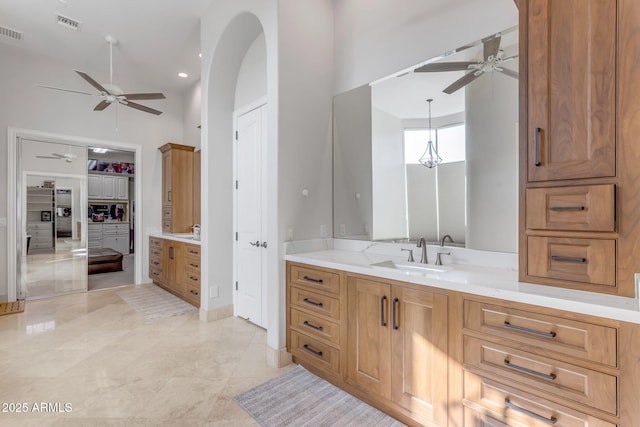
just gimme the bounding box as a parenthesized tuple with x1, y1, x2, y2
(55, 14, 82, 31)
(0, 25, 22, 41)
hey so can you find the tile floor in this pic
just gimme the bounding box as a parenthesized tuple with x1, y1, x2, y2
(0, 285, 292, 426)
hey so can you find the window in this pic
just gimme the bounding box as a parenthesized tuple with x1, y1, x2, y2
(404, 124, 466, 164)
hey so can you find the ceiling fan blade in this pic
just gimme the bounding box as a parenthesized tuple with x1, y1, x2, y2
(34, 84, 94, 96)
(121, 100, 163, 115)
(443, 71, 483, 94)
(414, 62, 477, 72)
(496, 68, 519, 79)
(94, 100, 111, 111)
(36, 156, 59, 159)
(121, 93, 166, 100)
(74, 70, 110, 94)
(483, 35, 502, 60)
(501, 54, 519, 61)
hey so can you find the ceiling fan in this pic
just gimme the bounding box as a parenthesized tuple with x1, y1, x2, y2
(36, 36, 166, 115)
(414, 32, 518, 94)
(36, 152, 77, 163)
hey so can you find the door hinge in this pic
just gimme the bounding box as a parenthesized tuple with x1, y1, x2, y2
(235, 281, 238, 291)
(235, 232, 238, 241)
(235, 180, 238, 189)
(235, 131, 238, 140)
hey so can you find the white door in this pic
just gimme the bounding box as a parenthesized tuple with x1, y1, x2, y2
(235, 104, 267, 327)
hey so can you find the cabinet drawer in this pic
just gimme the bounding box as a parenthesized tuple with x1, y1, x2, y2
(527, 237, 616, 288)
(526, 185, 615, 232)
(149, 267, 163, 283)
(103, 224, 128, 235)
(184, 271, 200, 288)
(290, 286, 340, 320)
(150, 247, 163, 259)
(464, 371, 616, 427)
(150, 237, 163, 249)
(162, 206, 172, 220)
(184, 244, 201, 258)
(289, 264, 340, 295)
(290, 308, 340, 347)
(464, 407, 509, 427)
(184, 283, 200, 306)
(88, 240, 102, 249)
(464, 336, 617, 414)
(290, 331, 340, 375)
(162, 221, 172, 232)
(27, 229, 52, 237)
(149, 257, 162, 269)
(464, 301, 617, 367)
(184, 258, 201, 274)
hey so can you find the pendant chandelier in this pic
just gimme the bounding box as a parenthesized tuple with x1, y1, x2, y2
(419, 98, 442, 168)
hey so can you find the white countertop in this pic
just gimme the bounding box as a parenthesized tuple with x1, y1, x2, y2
(286, 249, 640, 324)
(149, 231, 201, 245)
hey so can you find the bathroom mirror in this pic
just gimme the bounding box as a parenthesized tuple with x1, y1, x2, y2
(333, 26, 519, 253)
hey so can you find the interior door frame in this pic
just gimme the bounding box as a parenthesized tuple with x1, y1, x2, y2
(232, 97, 268, 325)
(7, 127, 144, 302)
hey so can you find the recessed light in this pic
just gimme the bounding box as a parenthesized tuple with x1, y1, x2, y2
(92, 147, 108, 154)
(199, 53, 202, 58)
(178, 72, 188, 78)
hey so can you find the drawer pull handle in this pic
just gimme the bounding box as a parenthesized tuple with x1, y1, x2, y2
(392, 298, 399, 330)
(504, 359, 557, 381)
(551, 255, 586, 263)
(188, 250, 199, 254)
(303, 276, 323, 284)
(190, 263, 199, 268)
(303, 321, 324, 331)
(534, 127, 542, 166)
(190, 290, 199, 295)
(505, 398, 557, 425)
(549, 206, 585, 211)
(303, 298, 323, 308)
(381, 296, 388, 327)
(504, 321, 557, 338)
(152, 261, 159, 266)
(303, 344, 323, 357)
(190, 276, 199, 282)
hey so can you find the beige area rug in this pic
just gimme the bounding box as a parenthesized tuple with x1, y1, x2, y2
(234, 365, 406, 427)
(116, 285, 196, 322)
(0, 300, 25, 316)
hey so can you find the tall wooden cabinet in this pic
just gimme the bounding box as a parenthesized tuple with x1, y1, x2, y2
(520, 0, 640, 297)
(159, 143, 195, 233)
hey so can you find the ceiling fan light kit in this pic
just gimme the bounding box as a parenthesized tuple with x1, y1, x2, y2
(35, 35, 166, 115)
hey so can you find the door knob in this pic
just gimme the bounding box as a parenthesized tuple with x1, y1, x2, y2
(249, 241, 260, 247)
(261, 241, 268, 248)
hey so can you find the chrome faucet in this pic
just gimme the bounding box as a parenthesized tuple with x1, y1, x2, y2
(440, 234, 454, 247)
(192, 224, 201, 241)
(416, 237, 428, 264)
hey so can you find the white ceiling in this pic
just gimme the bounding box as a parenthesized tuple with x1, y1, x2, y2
(372, 27, 518, 120)
(0, 0, 211, 94)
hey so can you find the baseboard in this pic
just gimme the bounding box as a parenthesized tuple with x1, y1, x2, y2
(266, 345, 292, 368)
(199, 304, 234, 322)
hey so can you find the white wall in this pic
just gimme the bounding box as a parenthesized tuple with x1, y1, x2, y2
(235, 33, 267, 109)
(437, 161, 466, 243)
(465, 60, 519, 253)
(333, 0, 518, 94)
(183, 80, 202, 149)
(371, 107, 407, 240)
(0, 43, 184, 300)
(406, 165, 438, 241)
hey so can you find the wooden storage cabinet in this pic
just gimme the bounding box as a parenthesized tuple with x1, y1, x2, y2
(148, 237, 200, 307)
(462, 298, 620, 426)
(159, 143, 195, 233)
(346, 276, 449, 425)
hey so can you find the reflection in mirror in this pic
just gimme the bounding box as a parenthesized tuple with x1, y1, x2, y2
(333, 26, 519, 253)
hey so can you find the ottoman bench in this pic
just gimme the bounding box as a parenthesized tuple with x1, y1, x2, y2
(88, 248, 124, 274)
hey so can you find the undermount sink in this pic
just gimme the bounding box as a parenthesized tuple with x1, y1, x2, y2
(370, 260, 448, 274)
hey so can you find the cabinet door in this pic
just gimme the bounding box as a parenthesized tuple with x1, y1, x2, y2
(102, 176, 116, 199)
(116, 177, 129, 200)
(88, 175, 102, 199)
(391, 287, 448, 426)
(162, 150, 172, 205)
(346, 276, 391, 399)
(163, 240, 183, 295)
(527, 0, 616, 181)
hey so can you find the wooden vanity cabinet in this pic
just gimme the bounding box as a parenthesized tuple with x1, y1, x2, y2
(159, 143, 195, 233)
(148, 237, 201, 307)
(520, 0, 640, 297)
